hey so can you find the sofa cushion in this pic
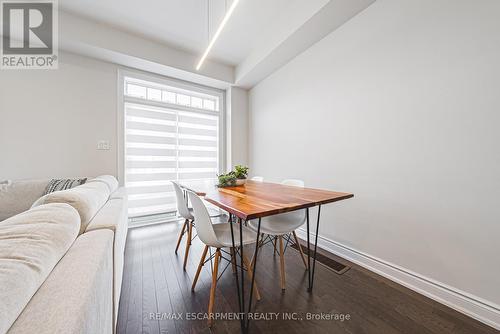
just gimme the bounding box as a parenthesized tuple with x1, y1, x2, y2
(0, 179, 49, 221)
(32, 181, 111, 235)
(7, 230, 114, 334)
(87, 175, 119, 194)
(44, 178, 87, 195)
(0, 203, 80, 334)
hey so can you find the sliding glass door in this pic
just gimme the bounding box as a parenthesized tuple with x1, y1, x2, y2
(121, 73, 224, 219)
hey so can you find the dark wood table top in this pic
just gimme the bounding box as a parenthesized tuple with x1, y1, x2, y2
(185, 180, 353, 220)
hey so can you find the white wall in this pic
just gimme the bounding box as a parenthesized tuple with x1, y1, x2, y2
(226, 86, 249, 170)
(249, 0, 500, 327)
(0, 51, 244, 181)
(0, 52, 119, 179)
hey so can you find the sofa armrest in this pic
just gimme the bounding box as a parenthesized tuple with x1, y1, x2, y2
(7, 230, 114, 334)
(84, 196, 128, 331)
(85, 195, 127, 234)
(109, 187, 127, 201)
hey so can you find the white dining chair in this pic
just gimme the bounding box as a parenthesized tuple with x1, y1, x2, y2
(188, 190, 261, 327)
(173, 181, 225, 271)
(248, 179, 308, 291)
(172, 181, 196, 270)
(251, 176, 264, 182)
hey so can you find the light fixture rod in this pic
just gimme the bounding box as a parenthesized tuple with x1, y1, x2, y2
(196, 0, 240, 71)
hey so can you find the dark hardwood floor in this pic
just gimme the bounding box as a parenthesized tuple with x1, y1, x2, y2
(117, 219, 497, 334)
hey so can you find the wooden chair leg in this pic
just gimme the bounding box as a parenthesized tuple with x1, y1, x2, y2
(292, 231, 308, 270)
(249, 253, 255, 273)
(278, 236, 286, 291)
(183, 220, 192, 271)
(230, 247, 237, 274)
(273, 236, 278, 255)
(242, 254, 261, 301)
(174, 219, 188, 254)
(192, 245, 209, 291)
(208, 249, 221, 327)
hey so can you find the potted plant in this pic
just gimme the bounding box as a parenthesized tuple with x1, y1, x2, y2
(217, 172, 237, 188)
(216, 165, 250, 187)
(233, 165, 249, 185)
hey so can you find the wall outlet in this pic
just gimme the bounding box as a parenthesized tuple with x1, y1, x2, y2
(97, 140, 110, 150)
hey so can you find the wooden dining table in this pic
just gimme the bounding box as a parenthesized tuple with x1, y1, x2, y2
(180, 180, 353, 333)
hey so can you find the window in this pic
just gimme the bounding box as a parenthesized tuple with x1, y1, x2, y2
(121, 74, 224, 218)
(124, 78, 220, 112)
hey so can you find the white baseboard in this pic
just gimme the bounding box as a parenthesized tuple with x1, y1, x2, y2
(295, 227, 500, 331)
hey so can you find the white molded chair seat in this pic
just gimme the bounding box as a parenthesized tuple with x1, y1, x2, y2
(248, 211, 304, 236)
(185, 207, 195, 220)
(188, 190, 261, 327)
(186, 207, 220, 219)
(248, 179, 305, 236)
(172, 181, 195, 271)
(172, 181, 219, 219)
(247, 178, 308, 291)
(172, 181, 194, 220)
(188, 191, 257, 248)
(212, 223, 257, 248)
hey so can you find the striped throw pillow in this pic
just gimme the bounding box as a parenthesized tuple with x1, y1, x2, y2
(44, 178, 87, 195)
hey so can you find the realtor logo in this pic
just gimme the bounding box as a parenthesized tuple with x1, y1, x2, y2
(1, 0, 58, 69)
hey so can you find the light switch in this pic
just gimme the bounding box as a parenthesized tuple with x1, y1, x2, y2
(97, 140, 110, 150)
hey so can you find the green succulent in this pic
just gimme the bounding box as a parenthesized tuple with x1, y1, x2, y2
(217, 172, 237, 187)
(216, 165, 250, 187)
(233, 165, 249, 179)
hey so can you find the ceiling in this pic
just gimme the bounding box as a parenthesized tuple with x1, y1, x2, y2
(59, 0, 376, 88)
(60, 0, 297, 66)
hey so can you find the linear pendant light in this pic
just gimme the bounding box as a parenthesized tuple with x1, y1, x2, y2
(196, 0, 240, 70)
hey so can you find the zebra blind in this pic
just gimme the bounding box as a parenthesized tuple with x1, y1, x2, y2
(124, 76, 222, 218)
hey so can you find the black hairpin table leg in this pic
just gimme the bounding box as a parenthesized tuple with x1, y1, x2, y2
(306, 205, 322, 292)
(228, 214, 244, 332)
(246, 218, 261, 330)
(228, 216, 262, 334)
(238, 218, 245, 332)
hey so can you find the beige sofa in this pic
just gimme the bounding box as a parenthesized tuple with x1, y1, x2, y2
(0, 176, 127, 334)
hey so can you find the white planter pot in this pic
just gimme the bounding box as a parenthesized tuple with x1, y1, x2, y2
(235, 179, 247, 186)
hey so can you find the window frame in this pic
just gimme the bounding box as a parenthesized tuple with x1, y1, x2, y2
(117, 69, 226, 190)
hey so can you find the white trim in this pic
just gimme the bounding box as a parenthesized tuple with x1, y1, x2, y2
(123, 96, 222, 117)
(117, 69, 125, 186)
(225, 87, 232, 171)
(295, 227, 500, 331)
(120, 68, 225, 101)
